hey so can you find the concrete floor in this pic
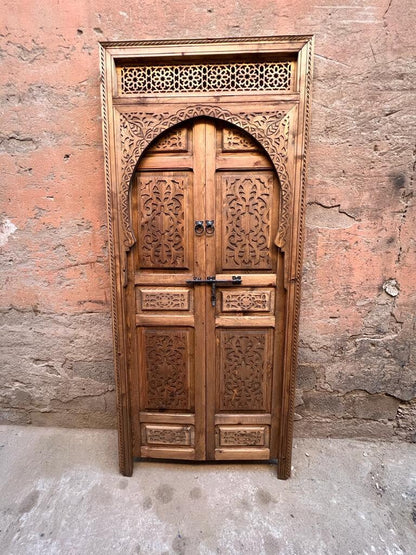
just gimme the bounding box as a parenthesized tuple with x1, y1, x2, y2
(0, 426, 415, 555)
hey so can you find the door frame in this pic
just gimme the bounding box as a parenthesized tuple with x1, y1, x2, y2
(99, 36, 314, 479)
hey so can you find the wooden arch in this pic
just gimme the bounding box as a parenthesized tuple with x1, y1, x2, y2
(119, 106, 293, 252)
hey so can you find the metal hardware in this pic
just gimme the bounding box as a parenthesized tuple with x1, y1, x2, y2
(186, 275, 242, 307)
(205, 220, 215, 235)
(194, 220, 204, 235)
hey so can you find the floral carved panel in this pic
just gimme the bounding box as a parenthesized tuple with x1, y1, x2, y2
(142, 328, 193, 411)
(217, 329, 273, 412)
(216, 426, 269, 447)
(221, 289, 274, 312)
(138, 288, 191, 311)
(222, 127, 258, 151)
(148, 127, 188, 153)
(143, 425, 194, 446)
(137, 173, 191, 269)
(220, 172, 274, 270)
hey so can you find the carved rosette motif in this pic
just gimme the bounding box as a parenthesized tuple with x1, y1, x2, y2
(141, 290, 189, 311)
(219, 330, 270, 411)
(143, 329, 191, 410)
(119, 105, 292, 250)
(138, 176, 187, 268)
(222, 291, 271, 312)
(222, 174, 273, 269)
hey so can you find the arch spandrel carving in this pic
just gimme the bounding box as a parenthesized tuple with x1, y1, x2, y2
(119, 106, 294, 251)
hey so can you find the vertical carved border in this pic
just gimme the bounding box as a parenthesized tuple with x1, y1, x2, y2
(278, 37, 314, 480)
(99, 44, 132, 476)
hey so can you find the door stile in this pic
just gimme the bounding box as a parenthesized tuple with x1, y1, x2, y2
(192, 121, 208, 460)
(204, 120, 218, 459)
(269, 254, 286, 458)
(127, 227, 141, 459)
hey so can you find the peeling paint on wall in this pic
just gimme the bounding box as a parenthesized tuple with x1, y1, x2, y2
(0, 218, 17, 248)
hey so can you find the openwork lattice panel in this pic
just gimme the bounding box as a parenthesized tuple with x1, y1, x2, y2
(119, 61, 292, 95)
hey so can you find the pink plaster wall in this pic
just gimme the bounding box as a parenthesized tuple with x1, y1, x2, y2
(1, 0, 415, 438)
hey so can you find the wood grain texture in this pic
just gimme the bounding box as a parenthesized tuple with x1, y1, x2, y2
(142, 424, 195, 446)
(216, 426, 270, 447)
(137, 288, 191, 311)
(100, 36, 313, 479)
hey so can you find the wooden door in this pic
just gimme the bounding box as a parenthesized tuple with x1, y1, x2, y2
(132, 118, 283, 462)
(101, 36, 314, 479)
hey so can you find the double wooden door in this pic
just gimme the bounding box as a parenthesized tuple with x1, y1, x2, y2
(131, 118, 284, 462)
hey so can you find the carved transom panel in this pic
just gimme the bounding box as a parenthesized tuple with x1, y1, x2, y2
(119, 61, 292, 95)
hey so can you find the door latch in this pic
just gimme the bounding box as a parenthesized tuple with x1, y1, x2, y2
(186, 275, 242, 307)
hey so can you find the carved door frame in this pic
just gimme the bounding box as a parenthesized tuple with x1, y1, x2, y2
(100, 36, 314, 479)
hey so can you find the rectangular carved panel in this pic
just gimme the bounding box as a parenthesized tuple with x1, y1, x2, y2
(216, 426, 269, 447)
(141, 328, 194, 411)
(137, 288, 191, 311)
(221, 288, 274, 313)
(137, 173, 191, 270)
(219, 173, 274, 270)
(118, 61, 292, 95)
(143, 424, 194, 446)
(216, 328, 273, 412)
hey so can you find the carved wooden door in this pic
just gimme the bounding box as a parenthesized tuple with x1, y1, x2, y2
(101, 36, 314, 479)
(132, 118, 283, 462)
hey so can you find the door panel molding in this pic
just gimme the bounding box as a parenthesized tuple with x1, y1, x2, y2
(100, 36, 314, 479)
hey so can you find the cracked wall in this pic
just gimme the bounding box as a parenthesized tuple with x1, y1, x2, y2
(0, 1, 415, 438)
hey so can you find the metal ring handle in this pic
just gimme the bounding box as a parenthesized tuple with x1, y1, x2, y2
(194, 220, 204, 235)
(205, 220, 215, 235)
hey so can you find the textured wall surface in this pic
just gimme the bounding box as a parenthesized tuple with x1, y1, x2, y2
(1, 1, 415, 439)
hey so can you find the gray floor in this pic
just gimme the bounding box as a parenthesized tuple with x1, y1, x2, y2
(0, 426, 415, 555)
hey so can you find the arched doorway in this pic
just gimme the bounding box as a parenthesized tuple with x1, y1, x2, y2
(129, 118, 285, 461)
(100, 36, 314, 479)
